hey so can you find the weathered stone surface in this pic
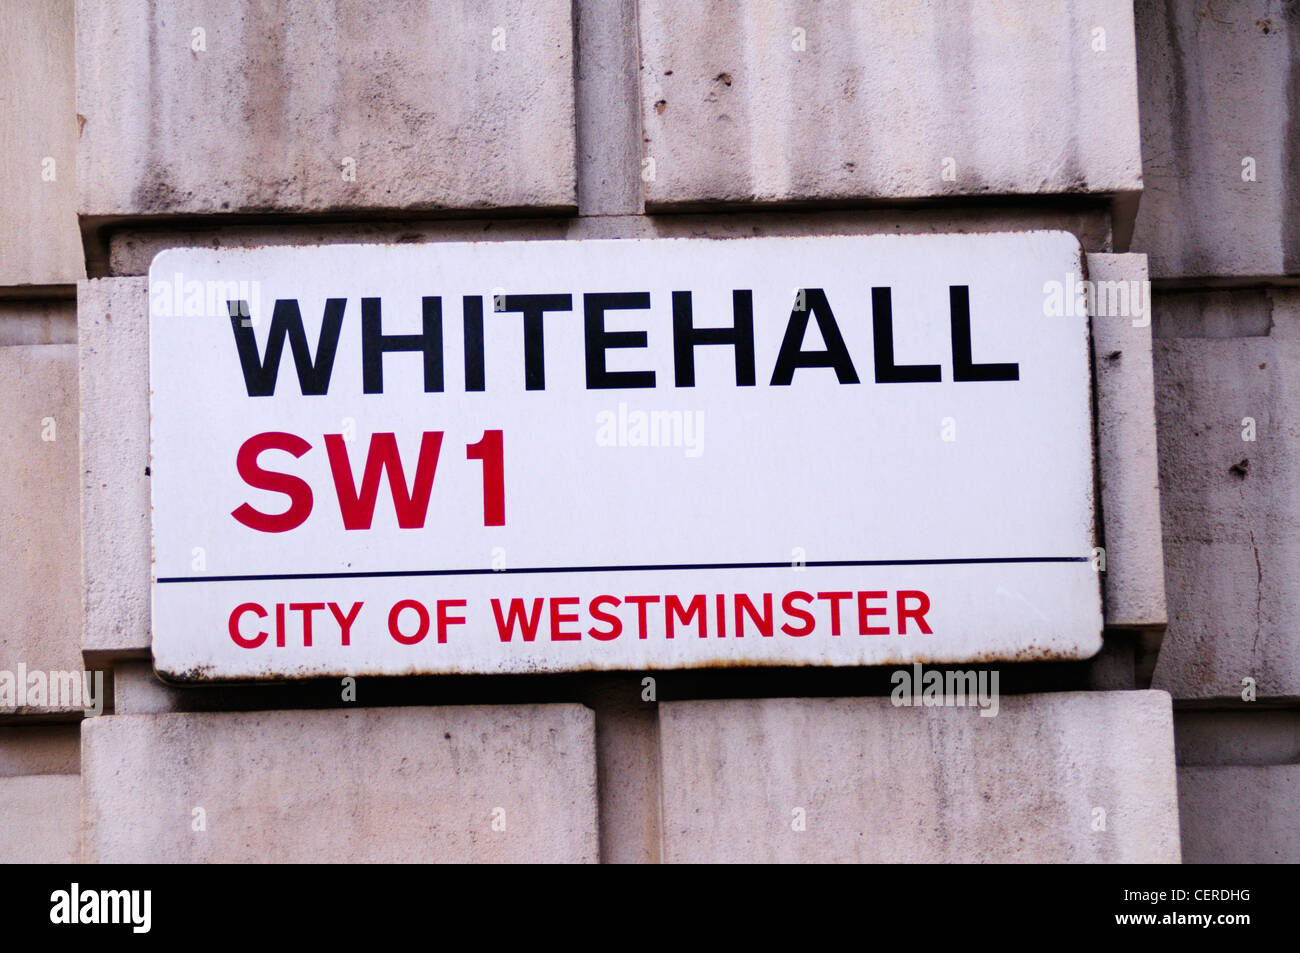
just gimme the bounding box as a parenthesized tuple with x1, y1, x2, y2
(0, 774, 80, 862)
(0, 0, 83, 286)
(1152, 289, 1300, 700)
(1132, 0, 1299, 278)
(0, 725, 80, 777)
(659, 691, 1180, 863)
(0, 300, 77, 346)
(1175, 710, 1300, 766)
(76, 0, 577, 218)
(1178, 765, 1300, 863)
(638, 0, 1142, 207)
(1088, 253, 1166, 629)
(78, 278, 151, 655)
(106, 207, 1114, 276)
(0, 345, 84, 705)
(82, 705, 598, 862)
(111, 660, 180, 715)
(576, 0, 643, 216)
(586, 677, 660, 864)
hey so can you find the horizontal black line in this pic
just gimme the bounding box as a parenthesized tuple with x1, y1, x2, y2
(157, 556, 1090, 584)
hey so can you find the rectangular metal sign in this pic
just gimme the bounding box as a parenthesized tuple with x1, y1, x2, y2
(149, 232, 1101, 681)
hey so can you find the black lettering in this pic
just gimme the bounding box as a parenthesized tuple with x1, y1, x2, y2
(498, 294, 572, 391)
(229, 298, 345, 397)
(872, 287, 941, 384)
(770, 288, 859, 385)
(584, 292, 656, 389)
(672, 290, 756, 387)
(950, 285, 1018, 381)
(463, 295, 485, 392)
(361, 296, 444, 394)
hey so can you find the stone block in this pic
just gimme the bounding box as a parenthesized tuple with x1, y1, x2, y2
(76, 0, 577, 218)
(1178, 765, 1300, 863)
(0, 774, 80, 862)
(0, 345, 83, 711)
(1131, 0, 1299, 278)
(0, 0, 84, 285)
(638, 0, 1142, 208)
(1088, 253, 1166, 629)
(658, 690, 1180, 862)
(78, 278, 151, 656)
(0, 724, 80, 777)
(82, 705, 598, 862)
(0, 300, 77, 346)
(1151, 290, 1300, 699)
(1175, 710, 1300, 766)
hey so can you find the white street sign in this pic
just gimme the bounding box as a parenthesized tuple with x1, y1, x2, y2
(148, 232, 1101, 681)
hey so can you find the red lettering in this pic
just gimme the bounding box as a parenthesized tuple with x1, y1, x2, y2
(588, 595, 622, 640)
(780, 591, 815, 636)
(897, 590, 932, 634)
(491, 598, 545, 642)
(231, 432, 314, 533)
(437, 599, 467, 644)
(466, 430, 505, 526)
(735, 593, 774, 637)
(857, 591, 889, 635)
(229, 602, 268, 648)
(550, 597, 581, 641)
(388, 599, 430, 644)
(328, 601, 363, 646)
(289, 602, 325, 646)
(625, 595, 660, 639)
(817, 591, 852, 635)
(325, 431, 443, 530)
(665, 594, 706, 639)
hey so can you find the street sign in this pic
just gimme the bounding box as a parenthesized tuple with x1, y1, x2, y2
(148, 232, 1101, 681)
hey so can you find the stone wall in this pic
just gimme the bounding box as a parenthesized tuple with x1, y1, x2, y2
(1133, 0, 1300, 864)
(0, 0, 1288, 862)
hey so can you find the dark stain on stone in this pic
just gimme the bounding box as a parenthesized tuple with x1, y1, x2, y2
(1283, 0, 1300, 274)
(131, 175, 188, 213)
(1158, 0, 1192, 240)
(1229, 458, 1250, 478)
